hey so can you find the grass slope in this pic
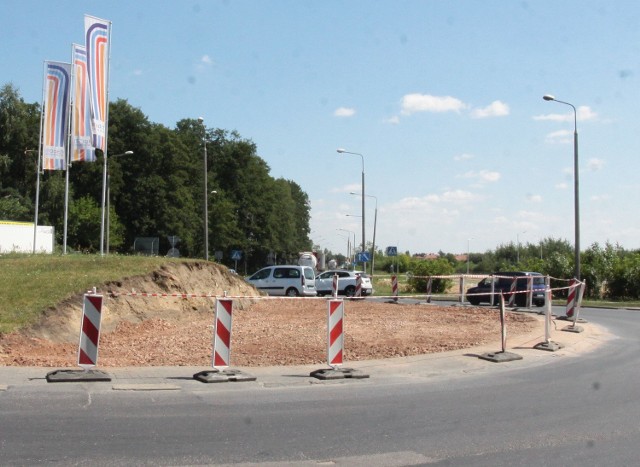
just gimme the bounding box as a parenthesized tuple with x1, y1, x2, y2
(0, 254, 188, 334)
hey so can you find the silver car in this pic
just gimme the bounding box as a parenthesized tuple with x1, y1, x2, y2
(245, 265, 317, 297)
(315, 270, 373, 297)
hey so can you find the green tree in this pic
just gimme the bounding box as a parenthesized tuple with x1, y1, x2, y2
(408, 258, 454, 293)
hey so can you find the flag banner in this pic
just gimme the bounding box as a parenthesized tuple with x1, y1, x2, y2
(71, 44, 96, 162)
(85, 14, 111, 152)
(42, 61, 71, 171)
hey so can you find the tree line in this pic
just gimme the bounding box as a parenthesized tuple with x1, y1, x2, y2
(354, 238, 640, 300)
(0, 84, 311, 272)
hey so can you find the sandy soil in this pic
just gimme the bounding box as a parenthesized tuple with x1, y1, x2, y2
(0, 262, 538, 367)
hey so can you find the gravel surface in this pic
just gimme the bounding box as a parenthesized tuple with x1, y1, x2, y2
(0, 262, 538, 367)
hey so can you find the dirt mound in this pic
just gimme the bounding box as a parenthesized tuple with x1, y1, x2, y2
(0, 262, 539, 367)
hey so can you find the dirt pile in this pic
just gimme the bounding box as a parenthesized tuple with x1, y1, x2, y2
(0, 262, 539, 367)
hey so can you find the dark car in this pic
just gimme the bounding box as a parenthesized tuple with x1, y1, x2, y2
(466, 271, 546, 307)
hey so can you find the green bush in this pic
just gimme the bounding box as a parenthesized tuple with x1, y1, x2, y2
(407, 258, 454, 293)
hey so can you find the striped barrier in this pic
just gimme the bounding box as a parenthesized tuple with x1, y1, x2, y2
(310, 299, 368, 380)
(328, 299, 344, 367)
(355, 274, 362, 297)
(46, 291, 112, 382)
(392, 275, 398, 302)
(213, 298, 233, 369)
(332, 273, 338, 298)
(193, 298, 256, 383)
(507, 277, 517, 307)
(78, 292, 104, 368)
(565, 278, 577, 318)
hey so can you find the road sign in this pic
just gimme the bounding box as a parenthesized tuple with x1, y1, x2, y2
(231, 250, 242, 261)
(356, 252, 370, 263)
(386, 246, 398, 256)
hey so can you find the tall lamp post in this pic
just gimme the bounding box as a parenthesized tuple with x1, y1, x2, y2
(543, 94, 580, 280)
(198, 117, 209, 261)
(337, 228, 355, 269)
(106, 150, 134, 254)
(337, 149, 365, 267)
(351, 191, 377, 276)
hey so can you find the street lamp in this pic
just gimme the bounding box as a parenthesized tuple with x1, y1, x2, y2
(199, 117, 209, 261)
(351, 191, 377, 276)
(543, 94, 580, 280)
(516, 231, 526, 264)
(337, 228, 355, 269)
(337, 148, 365, 267)
(106, 151, 134, 254)
(25, 149, 40, 254)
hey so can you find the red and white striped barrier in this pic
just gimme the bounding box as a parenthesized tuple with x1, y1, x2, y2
(78, 292, 104, 369)
(213, 298, 233, 369)
(355, 274, 362, 297)
(565, 278, 577, 318)
(327, 300, 344, 367)
(392, 275, 398, 302)
(507, 277, 517, 307)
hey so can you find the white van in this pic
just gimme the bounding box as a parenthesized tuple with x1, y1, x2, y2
(245, 265, 317, 297)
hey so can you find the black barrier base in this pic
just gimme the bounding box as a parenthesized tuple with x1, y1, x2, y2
(534, 341, 564, 352)
(46, 369, 111, 383)
(478, 351, 523, 363)
(557, 316, 588, 323)
(193, 368, 256, 384)
(309, 367, 370, 380)
(562, 324, 584, 333)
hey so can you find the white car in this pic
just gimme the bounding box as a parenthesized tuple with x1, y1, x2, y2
(315, 270, 373, 297)
(245, 265, 317, 297)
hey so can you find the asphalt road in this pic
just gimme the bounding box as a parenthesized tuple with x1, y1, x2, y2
(1, 305, 638, 466)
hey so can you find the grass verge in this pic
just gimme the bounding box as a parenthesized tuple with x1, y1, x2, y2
(0, 254, 189, 334)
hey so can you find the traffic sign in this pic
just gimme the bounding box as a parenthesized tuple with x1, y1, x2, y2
(356, 252, 371, 263)
(231, 250, 242, 261)
(386, 246, 398, 256)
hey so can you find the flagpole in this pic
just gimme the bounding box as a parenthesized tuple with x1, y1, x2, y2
(92, 17, 112, 256)
(63, 46, 75, 255)
(33, 62, 46, 254)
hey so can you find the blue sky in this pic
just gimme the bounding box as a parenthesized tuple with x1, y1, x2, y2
(2, 1, 639, 256)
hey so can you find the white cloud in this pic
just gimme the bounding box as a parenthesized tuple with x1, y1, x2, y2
(133, 69, 143, 76)
(330, 183, 361, 194)
(591, 194, 611, 202)
(454, 153, 475, 161)
(587, 158, 605, 171)
(526, 194, 543, 203)
(555, 182, 568, 190)
(458, 170, 501, 183)
(442, 189, 476, 203)
(384, 115, 400, 125)
(533, 105, 597, 123)
(545, 129, 572, 144)
(201, 55, 213, 65)
(470, 100, 510, 119)
(334, 107, 356, 117)
(401, 93, 466, 115)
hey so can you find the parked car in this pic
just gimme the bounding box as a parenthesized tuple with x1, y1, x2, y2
(466, 271, 546, 307)
(315, 270, 373, 297)
(245, 265, 317, 297)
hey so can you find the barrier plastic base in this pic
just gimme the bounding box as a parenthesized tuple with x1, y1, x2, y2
(193, 368, 256, 384)
(309, 367, 370, 380)
(478, 351, 523, 363)
(562, 324, 584, 333)
(46, 369, 112, 383)
(534, 341, 565, 352)
(557, 316, 588, 323)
